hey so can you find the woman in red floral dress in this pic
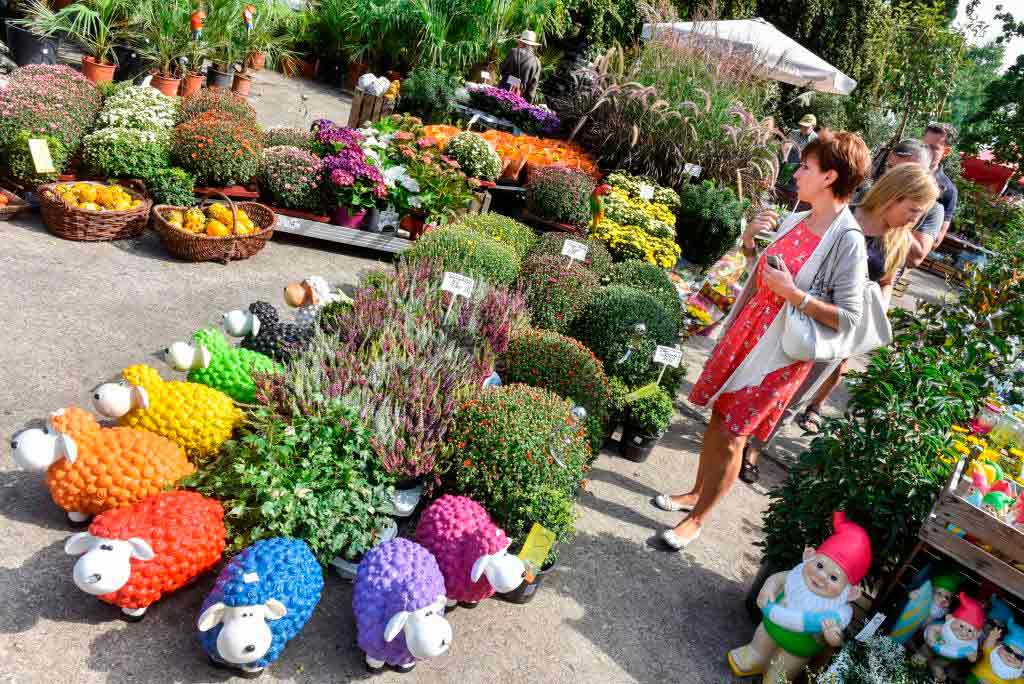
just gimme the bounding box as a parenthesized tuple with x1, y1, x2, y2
(655, 131, 872, 550)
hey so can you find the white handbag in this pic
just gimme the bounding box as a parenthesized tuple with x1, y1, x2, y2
(781, 229, 893, 362)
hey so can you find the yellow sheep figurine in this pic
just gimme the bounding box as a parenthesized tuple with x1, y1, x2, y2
(93, 364, 242, 460)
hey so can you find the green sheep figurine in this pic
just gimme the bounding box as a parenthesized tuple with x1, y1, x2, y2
(163, 328, 282, 404)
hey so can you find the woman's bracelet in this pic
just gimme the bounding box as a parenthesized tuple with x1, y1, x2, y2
(798, 291, 812, 312)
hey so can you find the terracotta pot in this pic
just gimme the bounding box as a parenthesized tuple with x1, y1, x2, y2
(179, 73, 205, 97)
(231, 72, 252, 97)
(149, 72, 181, 97)
(54, 0, 74, 8)
(331, 205, 367, 228)
(400, 212, 427, 240)
(81, 55, 115, 84)
(299, 58, 317, 79)
(246, 51, 265, 71)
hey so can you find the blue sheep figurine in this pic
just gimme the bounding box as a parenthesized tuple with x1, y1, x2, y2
(198, 537, 323, 678)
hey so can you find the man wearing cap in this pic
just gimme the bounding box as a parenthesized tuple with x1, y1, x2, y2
(971, 619, 1024, 683)
(922, 122, 959, 248)
(499, 30, 542, 103)
(882, 139, 944, 268)
(728, 512, 871, 683)
(788, 114, 818, 155)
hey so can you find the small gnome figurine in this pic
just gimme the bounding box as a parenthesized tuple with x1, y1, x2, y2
(890, 572, 965, 644)
(589, 184, 611, 231)
(967, 469, 992, 507)
(190, 6, 205, 41)
(242, 4, 256, 31)
(970, 618, 1024, 684)
(983, 491, 1015, 518)
(727, 512, 871, 683)
(921, 592, 985, 682)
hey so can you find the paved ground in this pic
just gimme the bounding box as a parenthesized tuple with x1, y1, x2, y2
(0, 72, 956, 684)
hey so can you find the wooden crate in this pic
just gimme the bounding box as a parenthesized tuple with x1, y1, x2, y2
(919, 457, 1024, 600)
(347, 90, 396, 128)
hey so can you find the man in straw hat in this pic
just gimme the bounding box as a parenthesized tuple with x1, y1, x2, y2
(499, 30, 542, 103)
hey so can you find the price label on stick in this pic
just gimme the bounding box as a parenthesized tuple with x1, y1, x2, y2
(855, 613, 887, 642)
(480, 70, 491, 82)
(653, 345, 683, 368)
(561, 239, 589, 262)
(638, 184, 655, 201)
(28, 138, 56, 174)
(441, 271, 475, 298)
(518, 523, 556, 581)
(506, 75, 522, 88)
(684, 163, 702, 178)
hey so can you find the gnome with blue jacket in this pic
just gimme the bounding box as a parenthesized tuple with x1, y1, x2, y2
(728, 512, 872, 683)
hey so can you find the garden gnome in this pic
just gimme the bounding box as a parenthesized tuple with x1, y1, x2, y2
(190, 6, 205, 41)
(983, 491, 1015, 518)
(983, 596, 1015, 646)
(921, 593, 985, 682)
(891, 572, 965, 644)
(930, 573, 967, 621)
(967, 469, 991, 507)
(727, 512, 871, 683)
(970, 618, 1024, 683)
(243, 4, 256, 32)
(590, 184, 610, 231)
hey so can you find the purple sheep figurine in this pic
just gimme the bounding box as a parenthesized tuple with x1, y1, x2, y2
(352, 538, 452, 673)
(415, 495, 526, 607)
(197, 538, 323, 679)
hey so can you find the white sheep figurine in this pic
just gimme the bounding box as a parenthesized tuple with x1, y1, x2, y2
(282, 275, 349, 329)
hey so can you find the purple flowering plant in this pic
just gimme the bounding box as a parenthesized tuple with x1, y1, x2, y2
(467, 84, 560, 136)
(313, 119, 390, 210)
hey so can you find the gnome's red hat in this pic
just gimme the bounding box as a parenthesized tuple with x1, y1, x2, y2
(989, 480, 1012, 496)
(816, 512, 872, 586)
(952, 593, 985, 631)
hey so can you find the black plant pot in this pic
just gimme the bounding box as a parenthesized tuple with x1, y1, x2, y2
(207, 67, 234, 89)
(619, 426, 659, 462)
(111, 46, 146, 83)
(499, 558, 556, 605)
(7, 24, 59, 66)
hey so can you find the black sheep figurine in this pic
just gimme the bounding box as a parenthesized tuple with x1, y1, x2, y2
(222, 301, 311, 363)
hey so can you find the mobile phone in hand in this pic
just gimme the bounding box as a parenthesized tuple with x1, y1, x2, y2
(766, 255, 783, 270)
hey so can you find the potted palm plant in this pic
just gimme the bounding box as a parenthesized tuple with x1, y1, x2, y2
(280, 6, 315, 77)
(134, 0, 192, 96)
(620, 385, 674, 462)
(14, 0, 135, 83)
(232, 2, 293, 95)
(202, 0, 241, 89)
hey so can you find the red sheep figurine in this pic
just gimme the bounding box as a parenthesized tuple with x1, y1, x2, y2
(64, 491, 225, 620)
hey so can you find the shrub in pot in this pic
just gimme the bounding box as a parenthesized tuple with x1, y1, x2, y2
(83, 127, 171, 179)
(675, 180, 749, 271)
(142, 166, 196, 207)
(498, 328, 613, 453)
(402, 226, 521, 287)
(178, 87, 258, 125)
(620, 384, 673, 462)
(440, 384, 590, 559)
(517, 254, 599, 334)
(606, 259, 682, 326)
(456, 213, 537, 260)
(184, 401, 396, 565)
(171, 111, 263, 187)
(571, 284, 679, 388)
(96, 85, 178, 132)
(260, 145, 323, 211)
(133, 0, 191, 96)
(527, 231, 613, 277)
(0, 64, 102, 155)
(525, 165, 596, 229)
(397, 66, 462, 123)
(4, 130, 68, 187)
(443, 131, 501, 181)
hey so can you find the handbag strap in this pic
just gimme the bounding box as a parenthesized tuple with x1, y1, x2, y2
(809, 227, 862, 298)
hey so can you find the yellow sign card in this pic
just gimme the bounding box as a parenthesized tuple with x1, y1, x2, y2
(518, 523, 556, 581)
(28, 138, 56, 174)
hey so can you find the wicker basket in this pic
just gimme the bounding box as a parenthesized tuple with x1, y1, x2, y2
(38, 180, 151, 241)
(0, 188, 29, 220)
(151, 193, 275, 264)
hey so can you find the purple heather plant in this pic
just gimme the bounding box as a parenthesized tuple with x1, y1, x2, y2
(467, 84, 560, 136)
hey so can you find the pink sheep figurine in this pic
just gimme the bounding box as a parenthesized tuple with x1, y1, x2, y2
(64, 491, 225, 620)
(415, 495, 526, 607)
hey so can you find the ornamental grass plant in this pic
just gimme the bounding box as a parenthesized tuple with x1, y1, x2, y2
(172, 111, 263, 186)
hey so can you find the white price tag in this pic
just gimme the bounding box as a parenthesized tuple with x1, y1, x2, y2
(684, 163, 702, 178)
(854, 612, 886, 642)
(480, 70, 491, 81)
(561, 239, 589, 262)
(638, 184, 655, 201)
(441, 272, 475, 298)
(506, 75, 521, 87)
(653, 345, 683, 368)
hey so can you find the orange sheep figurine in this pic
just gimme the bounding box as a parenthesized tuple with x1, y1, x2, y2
(11, 407, 194, 525)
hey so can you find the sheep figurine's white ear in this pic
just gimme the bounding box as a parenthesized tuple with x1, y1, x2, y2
(197, 602, 226, 632)
(264, 598, 288, 620)
(250, 314, 261, 337)
(65, 532, 96, 556)
(130, 385, 150, 410)
(57, 434, 78, 464)
(196, 344, 212, 369)
(127, 537, 155, 561)
(383, 611, 410, 643)
(470, 554, 492, 583)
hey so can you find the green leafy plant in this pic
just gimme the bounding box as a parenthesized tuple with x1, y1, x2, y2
(5, 130, 68, 187)
(184, 401, 396, 565)
(398, 66, 462, 123)
(172, 111, 263, 186)
(572, 284, 679, 387)
(606, 259, 682, 325)
(402, 225, 521, 287)
(624, 384, 673, 437)
(83, 127, 170, 179)
(675, 180, 749, 270)
(178, 87, 258, 125)
(456, 213, 537, 259)
(528, 231, 613, 277)
(440, 384, 590, 554)
(808, 636, 934, 684)
(444, 131, 502, 181)
(518, 254, 599, 334)
(133, 0, 192, 78)
(14, 0, 136, 66)
(142, 166, 196, 207)
(499, 328, 612, 452)
(526, 165, 595, 227)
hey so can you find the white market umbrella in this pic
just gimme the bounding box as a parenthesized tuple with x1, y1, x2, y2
(641, 18, 858, 95)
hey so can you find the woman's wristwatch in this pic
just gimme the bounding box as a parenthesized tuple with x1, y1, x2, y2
(798, 291, 812, 311)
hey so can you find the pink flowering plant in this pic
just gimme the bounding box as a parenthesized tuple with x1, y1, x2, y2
(0, 64, 102, 156)
(260, 145, 324, 211)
